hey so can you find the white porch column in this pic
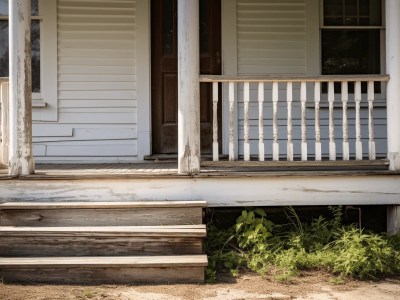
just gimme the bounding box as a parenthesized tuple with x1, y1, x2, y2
(387, 206, 400, 235)
(386, 0, 400, 171)
(177, 0, 200, 174)
(8, 0, 35, 175)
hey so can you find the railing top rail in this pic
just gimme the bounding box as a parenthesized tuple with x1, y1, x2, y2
(199, 74, 390, 83)
(0, 77, 9, 83)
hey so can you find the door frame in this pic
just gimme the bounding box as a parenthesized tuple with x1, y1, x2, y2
(136, 0, 235, 159)
(150, 0, 223, 155)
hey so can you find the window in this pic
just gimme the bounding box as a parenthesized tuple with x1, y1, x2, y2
(0, 0, 58, 121)
(0, 0, 41, 93)
(321, 0, 383, 92)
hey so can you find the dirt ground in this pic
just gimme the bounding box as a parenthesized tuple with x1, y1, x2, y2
(1, 271, 400, 300)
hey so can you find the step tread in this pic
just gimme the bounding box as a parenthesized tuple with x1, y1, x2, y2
(0, 201, 207, 210)
(0, 255, 208, 268)
(0, 225, 206, 237)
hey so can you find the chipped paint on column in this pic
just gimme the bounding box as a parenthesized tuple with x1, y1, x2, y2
(177, 0, 200, 174)
(386, 0, 400, 170)
(8, 0, 35, 176)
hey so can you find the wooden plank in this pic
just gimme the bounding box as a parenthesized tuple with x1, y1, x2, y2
(0, 266, 205, 284)
(201, 160, 390, 169)
(199, 74, 390, 82)
(0, 201, 207, 209)
(0, 225, 206, 236)
(0, 236, 203, 257)
(0, 207, 204, 227)
(0, 255, 208, 268)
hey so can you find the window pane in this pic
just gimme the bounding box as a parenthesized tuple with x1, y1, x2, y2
(31, 0, 38, 16)
(0, 21, 8, 77)
(0, 0, 39, 16)
(200, 0, 209, 54)
(162, 0, 175, 55)
(322, 29, 380, 75)
(324, 0, 382, 26)
(0, 0, 7, 16)
(0, 20, 40, 92)
(31, 20, 40, 92)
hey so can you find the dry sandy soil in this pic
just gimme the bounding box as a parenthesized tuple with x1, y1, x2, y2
(1, 272, 400, 300)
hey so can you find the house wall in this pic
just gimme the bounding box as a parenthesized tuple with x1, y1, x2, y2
(235, 0, 387, 159)
(30, 0, 387, 162)
(33, 0, 139, 162)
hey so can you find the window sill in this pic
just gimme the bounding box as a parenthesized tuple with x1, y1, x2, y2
(33, 100, 47, 108)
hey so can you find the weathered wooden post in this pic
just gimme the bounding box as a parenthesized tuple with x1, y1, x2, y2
(0, 81, 9, 165)
(386, 0, 400, 171)
(177, 0, 200, 174)
(386, 0, 400, 234)
(8, 0, 35, 175)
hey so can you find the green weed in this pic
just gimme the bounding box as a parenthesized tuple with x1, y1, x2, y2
(205, 206, 400, 282)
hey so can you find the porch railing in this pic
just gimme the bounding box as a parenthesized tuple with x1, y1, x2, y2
(0, 78, 9, 165)
(199, 75, 390, 162)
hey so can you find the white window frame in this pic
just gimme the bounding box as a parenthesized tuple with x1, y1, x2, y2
(318, 0, 386, 107)
(0, 0, 58, 121)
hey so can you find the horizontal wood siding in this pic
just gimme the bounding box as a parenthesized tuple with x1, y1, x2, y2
(33, 0, 138, 162)
(237, 0, 306, 75)
(235, 1, 387, 158)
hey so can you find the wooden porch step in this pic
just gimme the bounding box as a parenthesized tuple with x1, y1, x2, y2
(0, 225, 206, 256)
(0, 255, 208, 284)
(0, 201, 206, 227)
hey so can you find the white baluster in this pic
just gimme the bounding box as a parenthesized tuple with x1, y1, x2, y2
(328, 81, 336, 160)
(300, 82, 307, 161)
(272, 82, 279, 161)
(287, 82, 294, 161)
(314, 82, 322, 161)
(212, 82, 219, 161)
(368, 81, 376, 160)
(229, 82, 235, 161)
(258, 82, 265, 161)
(342, 81, 350, 160)
(244, 82, 250, 161)
(355, 81, 363, 160)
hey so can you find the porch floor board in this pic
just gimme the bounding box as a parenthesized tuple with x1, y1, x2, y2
(0, 160, 398, 180)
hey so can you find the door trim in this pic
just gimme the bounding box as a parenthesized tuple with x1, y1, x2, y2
(136, 0, 151, 160)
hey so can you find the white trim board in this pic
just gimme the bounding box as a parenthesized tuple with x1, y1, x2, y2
(1, 174, 399, 206)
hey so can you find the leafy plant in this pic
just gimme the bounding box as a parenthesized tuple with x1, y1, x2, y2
(205, 206, 400, 283)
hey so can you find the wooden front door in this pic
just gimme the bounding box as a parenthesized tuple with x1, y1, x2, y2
(151, 0, 221, 154)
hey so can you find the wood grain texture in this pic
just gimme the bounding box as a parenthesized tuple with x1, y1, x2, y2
(0, 236, 203, 257)
(0, 201, 207, 209)
(0, 207, 203, 227)
(0, 266, 205, 284)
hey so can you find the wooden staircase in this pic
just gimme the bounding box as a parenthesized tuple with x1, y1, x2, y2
(0, 201, 208, 284)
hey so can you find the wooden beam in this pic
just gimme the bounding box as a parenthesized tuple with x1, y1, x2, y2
(8, 0, 35, 175)
(387, 205, 400, 235)
(0, 81, 9, 165)
(177, 0, 200, 174)
(386, 0, 400, 170)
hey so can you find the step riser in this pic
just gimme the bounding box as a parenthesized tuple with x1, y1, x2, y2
(0, 266, 205, 284)
(0, 207, 203, 226)
(0, 237, 203, 257)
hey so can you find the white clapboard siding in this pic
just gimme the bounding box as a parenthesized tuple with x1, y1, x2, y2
(33, 0, 138, 162)
(237, 0, 306, 75)
(234, 1, 387, 159)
